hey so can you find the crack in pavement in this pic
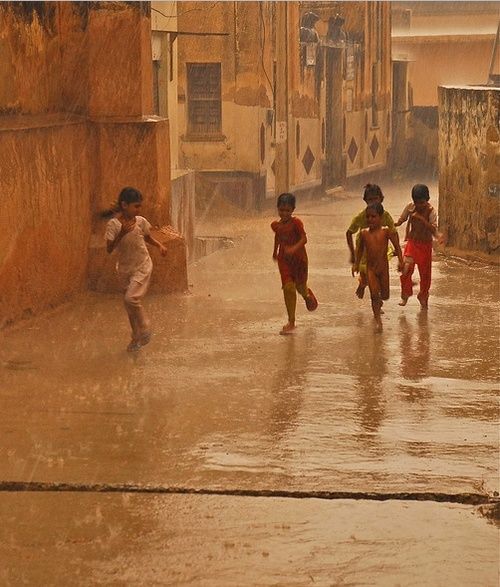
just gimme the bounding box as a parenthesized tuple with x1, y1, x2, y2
(0, 481, 497, 505)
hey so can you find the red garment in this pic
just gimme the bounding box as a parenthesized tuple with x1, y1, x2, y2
(400, 239, 433, 301)
(271, 216, 308, 286)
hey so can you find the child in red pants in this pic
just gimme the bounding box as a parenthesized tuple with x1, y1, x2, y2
(395, 184, 437, 309)
(272, 193, 318, 335)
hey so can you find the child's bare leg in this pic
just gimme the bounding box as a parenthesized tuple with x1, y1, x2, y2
(367, 269, 383, 330)
(124, 279, 151, 348)
(281, 282, 297, 334)
(356, 271, 367, 299)
(125, 304, 140, 341)
(371, 296, 383, 331)
(399, 257, 414, 306)
(297, 282, 318, 311)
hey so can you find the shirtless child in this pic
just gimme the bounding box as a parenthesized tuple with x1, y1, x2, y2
(354, 203, 404, 331)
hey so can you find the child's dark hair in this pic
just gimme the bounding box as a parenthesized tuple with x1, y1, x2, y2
(101, 187, 143, 218)
(366, 202, 384, 216)
(411, 184, 430, 202)
(363, 183, 383, 201)
(277, 192, 296, 208)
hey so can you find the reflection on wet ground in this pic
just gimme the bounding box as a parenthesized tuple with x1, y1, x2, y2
(0, 187, 498, 491)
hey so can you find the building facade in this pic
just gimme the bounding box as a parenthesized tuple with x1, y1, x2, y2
(0, 1, 187, 327)
(173, 1, 391, 219)
(391, 1, 499, 173)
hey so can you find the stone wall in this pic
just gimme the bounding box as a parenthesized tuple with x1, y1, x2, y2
(438, 86, 500, 257)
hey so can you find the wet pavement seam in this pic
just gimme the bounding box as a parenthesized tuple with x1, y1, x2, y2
(0, 481, 496, 505)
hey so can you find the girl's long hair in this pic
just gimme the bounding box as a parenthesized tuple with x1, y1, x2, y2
(101, 187, 143, 218)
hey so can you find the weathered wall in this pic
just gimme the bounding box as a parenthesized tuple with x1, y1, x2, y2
(1, 2, 183, 328)
(0, 117, 94, 326)
(438, 86, 500, 257)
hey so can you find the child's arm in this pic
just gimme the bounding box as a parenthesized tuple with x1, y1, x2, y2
(145, 234, 167, 256)
(285, 234, 307, 256)
(394, 204, 411, 227)
(272, 233, 279, 261)
(388, 230, 404, 272)
(353, 231, 365, 275)
(346, 230, 356, 264)
(106, 219, 134, 253)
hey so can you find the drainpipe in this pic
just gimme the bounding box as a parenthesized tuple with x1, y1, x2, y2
(275, 2, 289, 195)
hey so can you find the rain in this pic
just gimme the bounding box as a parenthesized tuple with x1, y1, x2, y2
(0, 1, 499, 585)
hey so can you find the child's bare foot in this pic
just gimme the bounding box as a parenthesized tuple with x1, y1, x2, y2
(417, 294, 428, 309)
(399, 297, 409, 306)
(355, 285, 365, 299)
(127, 340, 142, 352)
(374, 317, 383, 332)
(280, 323, 296, 335)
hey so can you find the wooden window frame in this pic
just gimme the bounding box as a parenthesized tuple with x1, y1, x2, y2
(186, 62, 223, 140)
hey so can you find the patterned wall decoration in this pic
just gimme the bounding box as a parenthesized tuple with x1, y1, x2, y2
(302, 146, 315, 174)
(348, 137, 358, 163)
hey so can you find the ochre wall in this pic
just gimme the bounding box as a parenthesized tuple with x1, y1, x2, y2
(0, 2, 182, 328)
(0, 118, 94, 324)
(394, 38, 495, 107)
(438, 86, 500, 257)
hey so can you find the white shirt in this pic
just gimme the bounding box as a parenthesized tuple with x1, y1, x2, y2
(105, 216, 153, 282)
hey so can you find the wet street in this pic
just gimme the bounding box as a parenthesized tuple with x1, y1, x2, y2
(1, 181, 498, 585)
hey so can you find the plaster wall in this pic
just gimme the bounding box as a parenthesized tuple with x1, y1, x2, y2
(394, 38, 495, 107)
(438, 86, 500, 257)
(0, 119, 93, 326)
(1, 2, 184, 327)
(291, 116, 322, 189)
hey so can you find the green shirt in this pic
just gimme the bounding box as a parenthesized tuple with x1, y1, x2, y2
(347, 209, 396, 235)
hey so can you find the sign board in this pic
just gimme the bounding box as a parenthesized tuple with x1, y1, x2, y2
(276, 121, 287, 144)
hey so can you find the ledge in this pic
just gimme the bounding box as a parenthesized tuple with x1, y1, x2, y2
(0, 112, 86, 132)
(0, 112, 168, 132)
(182, 133, 226, 143)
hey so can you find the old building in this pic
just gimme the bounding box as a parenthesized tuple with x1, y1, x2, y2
(173, 1, 391, 220)
(0, 1, 187, 328)
(151, 1, 196, 257)
(391, 1, 499, 173)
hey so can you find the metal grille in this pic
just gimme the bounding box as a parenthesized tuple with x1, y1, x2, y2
(187, 63, 222, 136)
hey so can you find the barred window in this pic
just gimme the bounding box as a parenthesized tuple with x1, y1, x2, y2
(187, 63, 222, 137)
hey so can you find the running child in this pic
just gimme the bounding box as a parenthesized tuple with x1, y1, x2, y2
(271, 193, 318, 335)
(346, 184, 396, 299)
(394, 184, 437, 309)
(353, 203, 404, 331)
(103, 187, 166, 352)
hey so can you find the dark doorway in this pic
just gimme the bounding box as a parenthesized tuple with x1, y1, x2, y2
(392, 60, 409, 169)
(323, 47, 344, 188)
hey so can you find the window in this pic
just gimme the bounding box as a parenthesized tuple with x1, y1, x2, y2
(187, 63, 222, 137)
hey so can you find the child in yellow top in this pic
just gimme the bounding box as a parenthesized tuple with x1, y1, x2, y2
(346, 184, 397, 299)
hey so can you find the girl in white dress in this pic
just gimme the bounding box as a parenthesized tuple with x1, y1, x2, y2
(104, 187, 166, 352)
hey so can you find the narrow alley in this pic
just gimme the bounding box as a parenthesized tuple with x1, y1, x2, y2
(1, 181, 498, 585)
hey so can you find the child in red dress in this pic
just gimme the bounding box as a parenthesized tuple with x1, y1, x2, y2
(271, 193, 318, 335)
